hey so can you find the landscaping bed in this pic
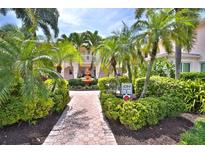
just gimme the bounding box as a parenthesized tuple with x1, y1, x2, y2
(107, 113, 205, 145)
(0, 111, 63, 145)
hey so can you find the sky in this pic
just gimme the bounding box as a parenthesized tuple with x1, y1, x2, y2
(0, 8, 136, 38)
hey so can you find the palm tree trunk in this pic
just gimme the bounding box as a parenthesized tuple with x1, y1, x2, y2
(90, 52, 94, 77)
(56, 65, 62, 73)
(175, 44, 181, 79)
(127, 60, 132, 83)
(140, 41, 158, 98)
(70, 61, 74, 78)
(174, 8, 182, 79)
(110, 56, 117, 76)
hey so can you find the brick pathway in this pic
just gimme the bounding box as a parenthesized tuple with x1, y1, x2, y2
(43, 91, 117, 145)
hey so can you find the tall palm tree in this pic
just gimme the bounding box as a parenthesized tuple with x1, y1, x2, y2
(51, 39, 82, 75)
(84, 30, 102, 76)
(114, 22, 141, 82)
(135, 8, 201, 79)
(0, 24, 60, 104)
(173, 8, 201, 79)
(0, 8, 59, 40)
(97, 37, 119, 76)
(132, 9, 196, 98)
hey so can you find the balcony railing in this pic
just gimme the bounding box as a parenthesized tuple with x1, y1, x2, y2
(81, 54, 96, 63)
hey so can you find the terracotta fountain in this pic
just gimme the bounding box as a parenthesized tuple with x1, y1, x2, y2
(82, 67, 92, 85)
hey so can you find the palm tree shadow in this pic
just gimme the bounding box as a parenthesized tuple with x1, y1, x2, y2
(52, 108, 92, 141)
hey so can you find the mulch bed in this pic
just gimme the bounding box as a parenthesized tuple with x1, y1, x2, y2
(107, 113, 205, 145)
(0, 112, 63, 145)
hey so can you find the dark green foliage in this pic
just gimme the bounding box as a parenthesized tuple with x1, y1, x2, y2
(180, 72, 205, 81)
(69, 78, 98, 90)
(135, 76, 205, 113)
(69, 79, 83, 86)
(98, 76, 129, 93)
(180, 118, 205, 145)
(152, 57, 175, 78)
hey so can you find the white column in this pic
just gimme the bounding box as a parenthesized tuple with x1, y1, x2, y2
(95, 53, 101, 78)
(73, 62, 79, 79)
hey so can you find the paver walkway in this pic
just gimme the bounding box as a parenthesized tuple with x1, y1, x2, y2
(43, 91, 117, 145)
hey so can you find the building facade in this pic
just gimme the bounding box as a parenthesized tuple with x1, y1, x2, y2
(61, 46, 108, 80)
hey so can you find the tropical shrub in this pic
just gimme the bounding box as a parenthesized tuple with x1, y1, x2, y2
(180, 118, 205, 145)
(119, 96, 185, 130)
(180, 72, 205, 81)
(45, 79, 69, 113)
(101, 97, 124, 120)
(98, 76, 129, 93)
(135, 76, 205, 113)
(135, 76, 186, 97)
(152, 57, 175, 78)
(100, 92, 186, 130)
(0, 95, 54, 127)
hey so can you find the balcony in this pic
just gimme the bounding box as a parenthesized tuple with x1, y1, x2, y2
(81, 54, 96, 64)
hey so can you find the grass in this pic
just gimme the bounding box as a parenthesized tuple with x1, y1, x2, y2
(180, 118, 205, 145)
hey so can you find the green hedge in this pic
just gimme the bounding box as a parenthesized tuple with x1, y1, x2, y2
(69, 78, 98, 90)
(180, 118, 205, 145)
(180, 72, 205, 81)
(135, 76, 205, 113)
(0, 78, 69, 127)
(45, 79, 70, 113)
(98, 76, 129, 93)
(100, 93, 186, 130)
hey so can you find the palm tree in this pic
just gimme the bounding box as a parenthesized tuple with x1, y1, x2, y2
(0, 8, 59, 40)
(114, 22, 142, 82)
(51, 39, 82, 75)
(135, 8, 201, 79)
(173, 9, 201, 79)
(97, 37, 119, 76)
(132, 9, 196, 98)
(84, 30, 102, 76)
(0, 24, 60, 104)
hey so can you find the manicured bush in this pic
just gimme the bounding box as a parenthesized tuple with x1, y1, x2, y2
(102, 97, 124, 120)
(69, 78, 98, 90)
(45, 79, 70, 113)
(180, 72, 205, 81)
(98, 76, 129, 93)
(180, 118, 205, 145)
(0, 96, 54, 127)
(135, 76, 205, 113)
(119, 96, 185, 130)
(135, 76, 186, 97)
(69, 79, 83, 86)
(100, 92, 186, 130)
(0, 78, 69, 127)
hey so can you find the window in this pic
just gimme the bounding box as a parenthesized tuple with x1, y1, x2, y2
(201, 63, 205, 72)
(181, 63, 190, 72)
